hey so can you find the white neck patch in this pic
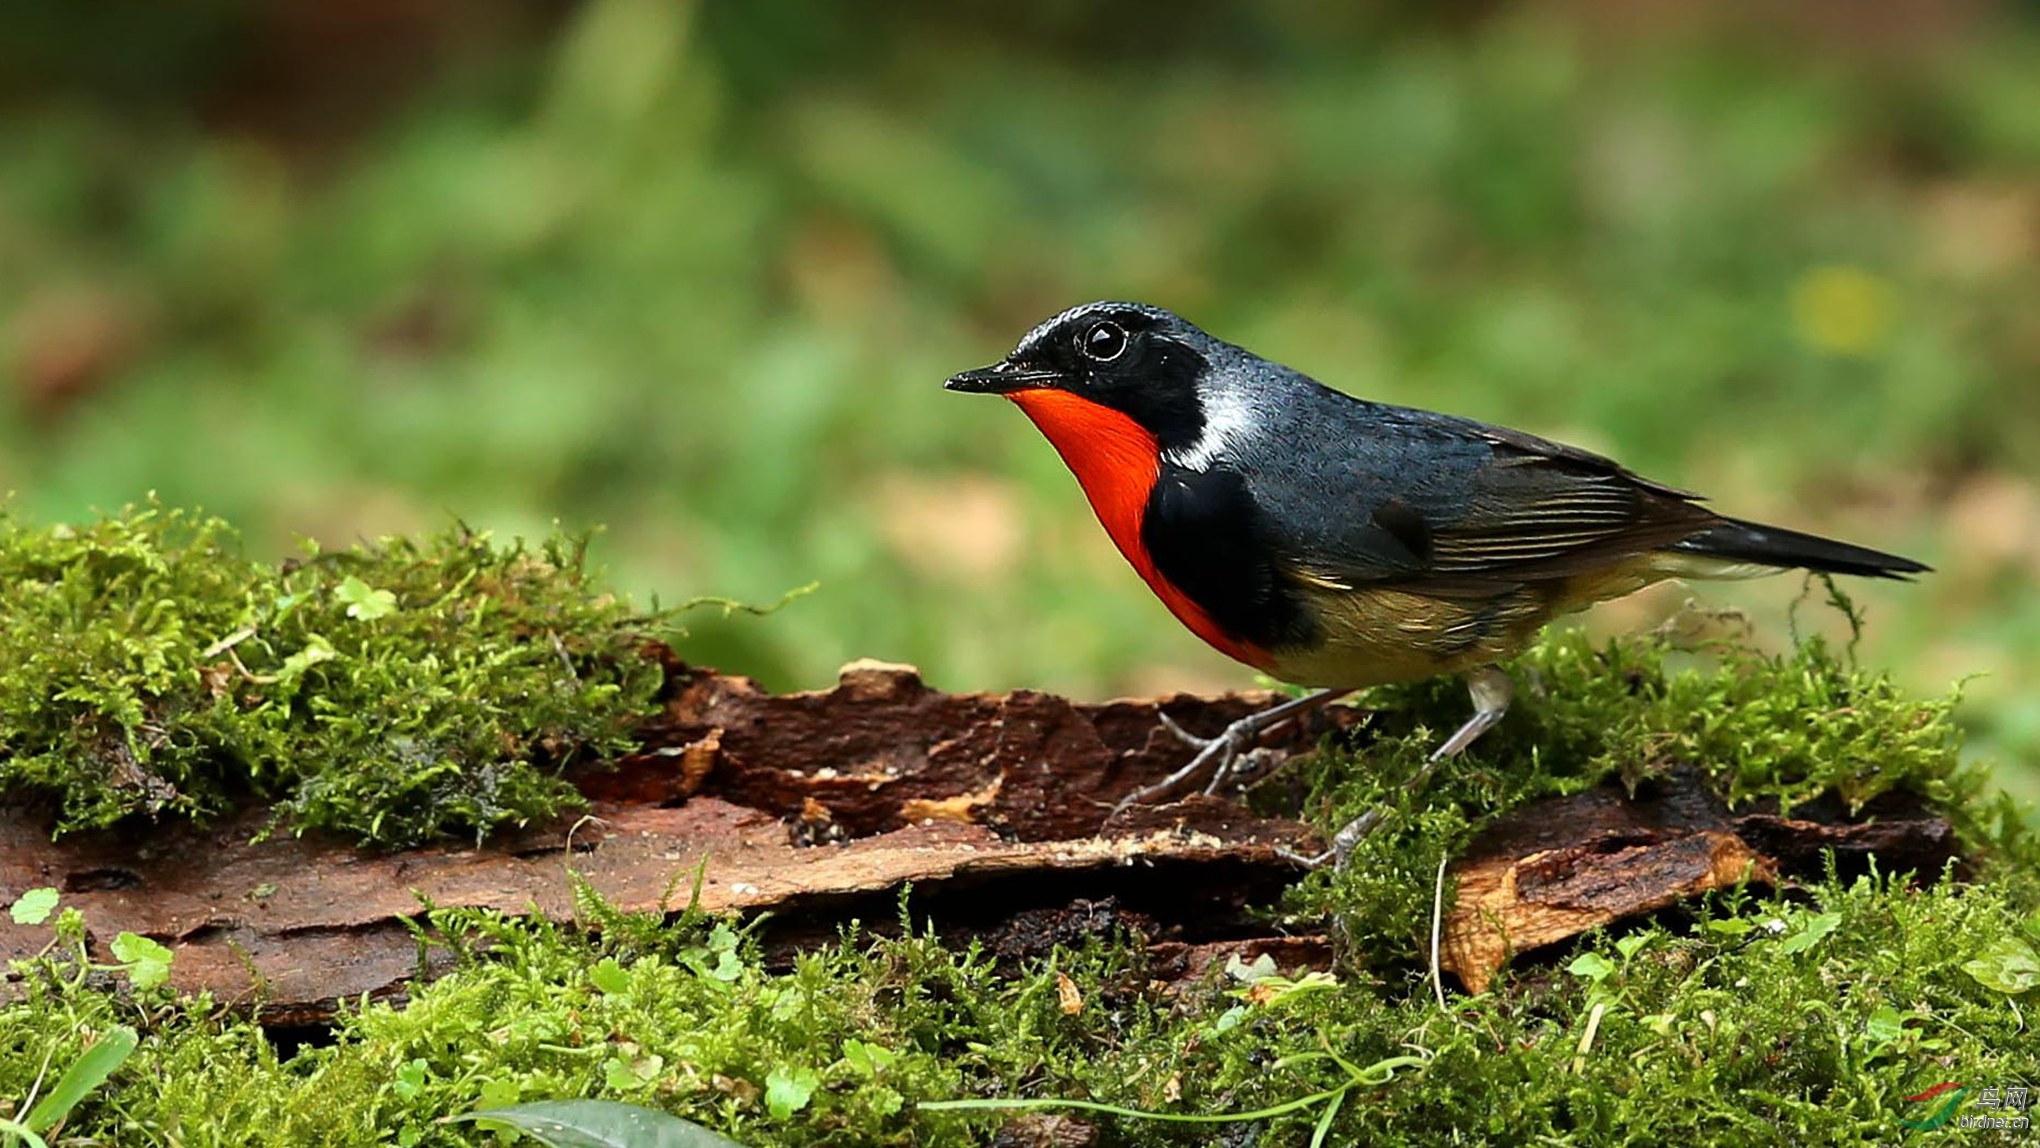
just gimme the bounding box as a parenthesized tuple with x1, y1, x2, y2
(1163, 385, 1257, 472)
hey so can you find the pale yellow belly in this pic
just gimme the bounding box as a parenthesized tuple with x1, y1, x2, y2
(1260, 551, 1779, 689)
(1261, 584, 1549, 688)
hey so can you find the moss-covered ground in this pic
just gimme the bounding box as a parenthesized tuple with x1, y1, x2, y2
(0, 508, 2035, 1145)
(0, 501, 663, 846)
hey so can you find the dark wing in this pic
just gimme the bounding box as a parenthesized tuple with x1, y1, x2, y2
(1427, 428, 1710, 577)
(1264, 406, 1715, 596)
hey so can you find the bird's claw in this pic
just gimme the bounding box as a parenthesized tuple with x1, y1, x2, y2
(1276, 846, 1331, 869)
(1115, 689, 1348, 816)
(1202, 746, 1285, 795)
(1155, 709, 1213, 751)
(1278, 807, 1387, 871)
(1112, 722, 1249, 814)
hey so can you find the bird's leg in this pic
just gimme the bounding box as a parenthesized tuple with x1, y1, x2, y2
(1427, 665, 1513, 760)
(1112, 688, 1353, 814)
(1285, 666, 1513, 870)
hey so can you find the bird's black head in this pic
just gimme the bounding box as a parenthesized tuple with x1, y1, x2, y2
(946, 301, 1212, 449)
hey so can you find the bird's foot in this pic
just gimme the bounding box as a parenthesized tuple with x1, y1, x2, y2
(1155, 710, 1214, 752)
(1280, 667, 1513, 871)
(1112, 689, 1350, 816)
(1278, 792, 1403, 870)
(1112, 715, 1258, 814)
(1155, 711, 1290, 793)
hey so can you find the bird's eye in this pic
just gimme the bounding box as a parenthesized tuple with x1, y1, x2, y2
(1079, 321, 1128, 363)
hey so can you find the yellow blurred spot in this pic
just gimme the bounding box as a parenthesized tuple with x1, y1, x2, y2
(1790, 265, 1896, 357)
(871, 472, 1023, 581)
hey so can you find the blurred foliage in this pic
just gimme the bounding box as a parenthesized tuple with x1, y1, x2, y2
(0, 0, 2035, 806)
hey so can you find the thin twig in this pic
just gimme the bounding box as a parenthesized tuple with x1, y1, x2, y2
(1572, 1001, 1608, 1074)
(1429, 853, 1450, 1011)
(200, 625, 257, 659)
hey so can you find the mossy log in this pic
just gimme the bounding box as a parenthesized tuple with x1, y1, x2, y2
(0, 659, 1963, 1024)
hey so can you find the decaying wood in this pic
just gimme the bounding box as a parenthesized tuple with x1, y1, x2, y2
(603, 657, 1356, 842)
(0, 660, 1340, 1024)
(1439, 771, 1957, 993)
(0, 657, 1961, 1020)
(990, 1114, 1099, 1148)
(0, 797, 1321, 1025)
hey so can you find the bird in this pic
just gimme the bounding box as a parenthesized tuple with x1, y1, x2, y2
(946, 302, 1928, 866)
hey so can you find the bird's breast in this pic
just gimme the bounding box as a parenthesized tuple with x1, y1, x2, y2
(1007, 389, 1273, 670)
(1009, 390, 1158, 561)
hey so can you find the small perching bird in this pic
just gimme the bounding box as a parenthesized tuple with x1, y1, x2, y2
(948, 302, 1927, 866)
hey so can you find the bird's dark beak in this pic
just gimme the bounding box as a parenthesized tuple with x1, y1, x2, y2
(944, 360, 1063, 395)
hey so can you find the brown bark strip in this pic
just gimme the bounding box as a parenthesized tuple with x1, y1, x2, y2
(1439, 772, 1956, 993)
(0, 661, 1340, 1024)
(603, 658, 1359, 842)
(0, 798, 1320, 1025)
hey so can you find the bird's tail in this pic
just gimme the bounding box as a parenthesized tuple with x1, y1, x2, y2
(1666, 517, 1930, 580)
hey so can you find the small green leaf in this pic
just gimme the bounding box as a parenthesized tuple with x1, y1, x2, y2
(393, 1058, 430, 1101)
(1224, 952, 1279, 983)
(1615, 934, 1650, 960)
(709, 950, 744, 982)
(336, 576, 399, 621)
(1962, 937, 2040, 995)
(763, 1065, 819, 1120)
(1863, 1004, 1907, 1047)
(24, 1025, 138, 1133)
(447, 1099, 747, 1147)
(602, 1052, 664, 1092)
(589, 957, 630, 995)
(477, 1076, 522, 1111)
(1567, 952, 1616, 982)
(10, 887, 59, 925)
(1704, 918, 1754, 938)
(1777, 911, 1842, 955)
(841, 1038, 897, 1078)
(109, 932, 171, 964)
(109, 932, 173, 989)
(278, 636, 340, 682)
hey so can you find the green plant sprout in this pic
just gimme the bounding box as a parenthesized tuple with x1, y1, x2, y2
(7, 889, 175, 994)
(0, 1025, 138, 1148)
(920, 1045, 1429, 1148)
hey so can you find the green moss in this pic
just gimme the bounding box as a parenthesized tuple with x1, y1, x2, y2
(1, 867, 2033, 1146)
(1, 509, 2032, 1144)
(0, 502, 665, 846)
(1283, 629, 2036, 960)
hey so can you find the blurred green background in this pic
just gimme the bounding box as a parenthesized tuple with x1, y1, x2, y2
(2, 0, 2035, 807)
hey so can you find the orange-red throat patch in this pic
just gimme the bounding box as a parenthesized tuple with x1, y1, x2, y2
(1006, 388, 1270, 670)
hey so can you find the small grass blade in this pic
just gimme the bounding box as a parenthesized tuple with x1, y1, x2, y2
(919, 1086, 1349, 1123)
(23, 1025, 137, 1133)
